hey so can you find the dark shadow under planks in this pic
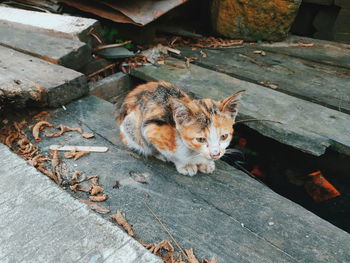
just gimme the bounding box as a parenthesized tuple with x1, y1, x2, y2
(177, 46, 350, 114)
(29, 95, 350, 263)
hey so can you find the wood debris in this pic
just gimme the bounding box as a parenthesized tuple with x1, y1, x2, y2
(184, 56, 198, 68)
(50, 145, 108, 152)
(32, 121, 52, 142)
(64, 150, 90, 160)
(199, 50, 208, 58)
(129, 171, 149, 184)
(253, 50, 266, 56)
(111, 210, 135, 237)
(296, 42, 315, 47)
(45, 124, 94, 139)
(89, 193, 108, 202)
(78, 198, 111, 214)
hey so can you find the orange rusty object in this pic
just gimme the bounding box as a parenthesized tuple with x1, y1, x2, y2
(304, 171, 340, 202)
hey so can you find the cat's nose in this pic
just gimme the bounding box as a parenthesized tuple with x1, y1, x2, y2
(210, 153, 220, 159)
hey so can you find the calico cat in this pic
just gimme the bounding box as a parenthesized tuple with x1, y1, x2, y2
(118, 81, 243, 176)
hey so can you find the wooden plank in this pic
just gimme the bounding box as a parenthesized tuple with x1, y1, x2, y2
(0, 6, 100, 43)
(131, 58, 350, 156)
(177, 46, 350, 114)
(0, 46, 87, 108)
(259, 35, 350, 69)
(37, 95, 350, 263)
(0, 21, 90, 70)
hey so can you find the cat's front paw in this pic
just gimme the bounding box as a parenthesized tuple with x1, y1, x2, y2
(176, 164, 198, 176)
(198, 161, 215, 174)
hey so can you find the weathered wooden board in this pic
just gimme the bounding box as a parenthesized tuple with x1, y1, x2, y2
(131, 58, 350, 156)
(0, 46, 87, 108)
(0, 6, 99, 43)
(0, 21, 90, 70)
(31, 95, 350, 263)
(177, 46, 350, 113)
(259, 35, 350, 69)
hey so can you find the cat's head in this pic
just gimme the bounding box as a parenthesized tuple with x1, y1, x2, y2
(171, 91, 243, 160)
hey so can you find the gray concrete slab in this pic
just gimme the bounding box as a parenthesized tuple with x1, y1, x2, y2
(0, 144, 161, 263)
(27, 95, 350, 263)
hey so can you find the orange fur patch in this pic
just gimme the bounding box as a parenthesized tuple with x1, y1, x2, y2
(145, 124, 177, 152)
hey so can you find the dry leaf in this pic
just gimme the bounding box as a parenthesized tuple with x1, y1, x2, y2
(64, 150, 90, 160)
(32, 121, 52, 142)
(175, 255, 186, 263)
(33, 111, 51, 121)
(70, 184, 89, 193)
(89, 183, 104, 195)
(70, 171, 81, 183)
(185, 248, 200, 263)
(164, 252, 175, 263)
(191, 47, 197, 51)
(82, 133, 94, 139)
(253, 50, 266, 56)
(129, 171, 149, 184)
(111, 210, 135, 237)
(50, 150, 62, 185)
(154, 240, 174, 254)
(78, 198, 111, 214)
(202, 257, 216, 263)
(89, 193, 108, 202)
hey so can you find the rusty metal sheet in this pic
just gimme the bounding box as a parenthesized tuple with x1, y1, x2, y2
(102, 0, 188, 26)
(63, 0, 188, 26)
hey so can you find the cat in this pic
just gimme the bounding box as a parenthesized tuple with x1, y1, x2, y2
(118, 81, 243, 176)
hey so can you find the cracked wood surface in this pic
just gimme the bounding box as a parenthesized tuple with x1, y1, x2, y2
(0, 45, 87, 108)
(27, 95, 350, 263)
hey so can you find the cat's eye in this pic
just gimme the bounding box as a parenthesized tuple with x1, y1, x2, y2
(221, 134, 228, 140)
(196, 137, 207, 143)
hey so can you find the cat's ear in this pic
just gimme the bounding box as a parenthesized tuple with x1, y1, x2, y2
(219, 90, 244, 121)
(170, 98, 193, 125)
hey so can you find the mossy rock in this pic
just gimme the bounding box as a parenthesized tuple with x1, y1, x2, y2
(211, 0, 302, 41)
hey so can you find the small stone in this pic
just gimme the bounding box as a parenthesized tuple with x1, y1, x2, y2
(268, 221, 275, 226)
(211, 0, 302, 41)
(241, 223, 245, 227)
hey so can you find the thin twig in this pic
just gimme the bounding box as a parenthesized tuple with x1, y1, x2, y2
(87, 27, 103, 44)
(94, 41, 132, 51)
(143, 200, 188, 261)
(234, 118, 284, 125)
(87, 63, 117, 79)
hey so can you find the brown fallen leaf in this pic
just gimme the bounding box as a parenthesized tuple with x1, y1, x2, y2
(111, 210, 135, 237)
(89, 182, 104, 195)
(175, 255, 186, 263)
(89, 193, 108, 202)
(164, 252, 175, 263)
(82, 133, 94, 139)
(32, 121, 53, 142)
(70, 171, 82, 183)
(253, 50, 266, 56)
(64, 150, 90, 160)
(346, 45, 350, 49)
(185, 248, 200, 263)
(78, 198, 111, 214)
(201, 257, 217, 263)
(50, 150, 63, 185)
(70, 184, 89, 193)
(154, 240, 174, 254)
(33, 111, 51, 121)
